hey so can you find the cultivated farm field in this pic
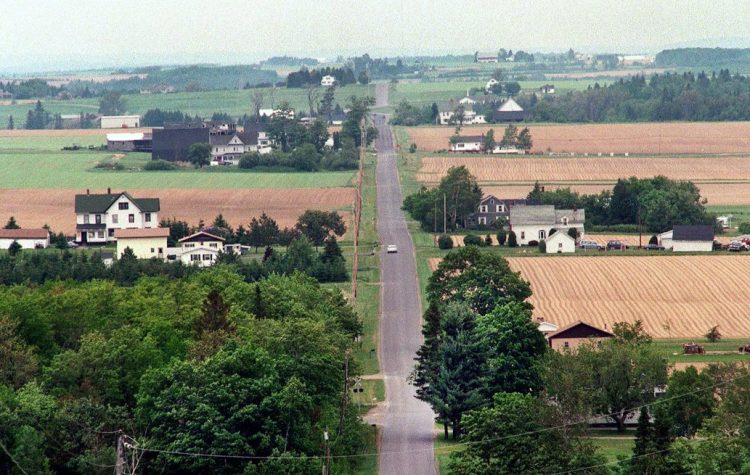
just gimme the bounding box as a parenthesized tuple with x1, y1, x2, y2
(508, 256, 750, 338)
(405, 122, 750, 154)
(0, 188, 354, 234)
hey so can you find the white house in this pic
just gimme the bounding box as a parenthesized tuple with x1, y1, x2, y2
(509, 205, 585, 246)
(74, 190, 160, 245)
(671, 225, 714, 252)
(475, 52, 498, 63)
(438, 101, 486, 125)
(485, 78, 499, 93)
(450, 135, 484, 153)
(100, 115, 141, 129)
(210, 133, 251, 165)
(115, 227, 169, 260)
(0, 228, 50, 249)
(545, 230, 576, 254)
(321, 75, 337, 87)
(540, 84, 555, 95)
(458, 94, 499, 105)
(177, 231, 225, 267)
(491, 144, 523, 155)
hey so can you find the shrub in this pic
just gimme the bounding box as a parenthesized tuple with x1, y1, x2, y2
(93, 161, 124, 170)
(437, 234, 453, 250)
(739, 222, 750, 234)
(409, 143, 417, 153)
(538, 239, 546, 253)
(508, 231, 518, 247)
(649, 235, 658, 245)
(144, 159, 177, 171)
(567, 227, 578, 240)
(463, 235, 483, 247)
(528, 240, 539, 247)
(484, 234, 493, 246)
(496, 231, 507, 246)
(705, 325, 721, 342)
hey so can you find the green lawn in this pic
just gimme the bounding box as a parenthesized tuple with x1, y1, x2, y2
(0, 84, 375, 128)
(653, 338, 750, 364)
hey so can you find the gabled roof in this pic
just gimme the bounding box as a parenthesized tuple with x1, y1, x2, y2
(0, 228, 49, 239)
(179, 231, 225, 243)
(115, 228, 170, 238)
(479, 195, 527, 206)
(555, 209, 586, 224)
(453, 135, 484, 143)
(547, 321, 614, 340)
(74, 192, 160, 213)
(210, 133, 244, 146)
(438, 100, 474, 113)
(546, 230, 576, 243)
(672, 225, 714, 242)
(510, 205, 556, 225)
(498, 98, 524, 112)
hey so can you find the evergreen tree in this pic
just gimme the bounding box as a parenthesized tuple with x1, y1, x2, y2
(7, 114, 13, 130)
(7, 240, 22, 256)
(4, 216, 20, 229)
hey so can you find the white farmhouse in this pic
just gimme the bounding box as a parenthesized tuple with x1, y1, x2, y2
(176, 231, 225, 267)
(115, 228, 169, 260)
(671, 225, 714, 252)
(321, 75, 337, 87)
(438, 101, 486, 125)
(450, 135, 484, 153)
(509, 205, 585, 246)
(210, 133, 251, 165)
(545, 230, 576, 254)
(74, 190, 160, 245)
(0, 228, 50, 249)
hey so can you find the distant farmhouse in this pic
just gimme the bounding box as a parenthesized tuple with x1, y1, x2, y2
(509, 205, 585, 246)
(101, 115, 141, 129)
(320, 75, 337, 87)
(74, 189, 160, 245)
(458, 94, 500, 106)
(0, 228, 50, 250)
(540, 84, 555, 95)
(465, 195, 527, 228)
(171, 231, 225, 267)
(492, 98, 528, 122)
(475, 51, 499, 63)
(438, 100, 486, 125)
(449, 135, 484, 153)
(547, 321, 613, 351)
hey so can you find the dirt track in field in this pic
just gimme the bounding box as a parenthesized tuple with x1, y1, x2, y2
(0, 188, 354, 234)
(429, 255, 750, 338)
(406, 123, 750, 154)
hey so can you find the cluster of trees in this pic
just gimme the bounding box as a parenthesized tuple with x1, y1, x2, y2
(403, 166, 482, 231)
(0, 79, 62, 99)
(0, 268, 369, 474)
(532, 71, 750, 122)
(286, 67, 357, 87)
(238, 141, 358, 172)
(450, 124, 532, 152)
(390, 100, 439, 126)
(656, 47, 750, 68)
(24, 101, 50, 130)
(349, 54, 412, 79)
(97, 91, 127, 115)
(527, 176, 715, 232)
(475, 49, 535, 63)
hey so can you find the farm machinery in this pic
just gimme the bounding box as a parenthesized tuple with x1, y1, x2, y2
(738, 343, 750, 353)
(682, 342, 705, 355)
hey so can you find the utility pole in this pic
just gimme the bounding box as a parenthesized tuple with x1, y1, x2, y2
(322, 430, 330, 475)
(115, 431, 125, 475)
(443, 193, 447, 234)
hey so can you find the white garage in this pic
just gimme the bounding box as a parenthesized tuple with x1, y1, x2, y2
(545, 230, 576, 254)
(0, 228, 50, 249)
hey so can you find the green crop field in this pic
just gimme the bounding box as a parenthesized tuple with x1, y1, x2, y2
(0, 84, 375, 128)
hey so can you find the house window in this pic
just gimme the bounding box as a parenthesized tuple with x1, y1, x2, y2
(209, 243, 218, 248)
(112, 214, 118, 224)
(539, 230, 546, 240)
(203, 254, 212, 260)
(145, 213, 151, 222)
(108, 229, 114, 237)
(88, 232, 94, 239)
(496, 204, 505, 213)
(564, 341, 570, 349)
(97, 231, 104, 238)
(150, 248, 155, 253)
(478, 217, 487, 225)
(479, 205, 488, 213)
(95, 214, 101, 224)
(83, 215, 89, 224)
(184, 243, 195, 248)
(562, 217, 569, 225)
(119, 202, 129, 210)
(190, 254, 200, 261)
(128, 214, 135, 223)
(158, 248, 163, 254)
(520, 231, 525, 240)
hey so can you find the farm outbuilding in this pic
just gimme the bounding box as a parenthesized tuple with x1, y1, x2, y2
(115, 227, 169, 260)
(671, 225, 714, 252)
(152, 127, 210, 161)
(545, 230, 576, 254)
(547, 321, 613, 351)
(0, 228, 50, 249)
(107, 132, 152, 152)
(100, 115, 141, 129)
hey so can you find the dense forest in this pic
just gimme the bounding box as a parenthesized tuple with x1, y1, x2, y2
(0, 267, 368, 474)
(656, 48, 750, 68)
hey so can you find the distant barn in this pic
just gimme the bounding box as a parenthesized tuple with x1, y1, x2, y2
(152, 127, 210, 161)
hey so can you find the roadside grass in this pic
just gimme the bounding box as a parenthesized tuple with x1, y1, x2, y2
(0, 84, 375, 128)
(434, 434, 461, 475)
(0, 150, 355, 189)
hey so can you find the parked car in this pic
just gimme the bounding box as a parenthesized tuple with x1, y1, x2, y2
(607, 240, 625, 250)
(728, 241, 748, 252)
(642, 244, 665, 251)
(66, 240, 79, 248)
(578, 240, 603, 250)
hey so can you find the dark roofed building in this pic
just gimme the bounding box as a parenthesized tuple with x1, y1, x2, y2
(466, 195, 527, 229)
(492, 98, 528, 122)
(547, 321, 614, 351)
(671, 224, 714, 252)
(74, 190, 160, 245)
(152, 127, 210, 161)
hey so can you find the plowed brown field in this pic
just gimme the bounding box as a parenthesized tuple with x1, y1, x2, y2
(406, 123, 750, 154)
(482, 183, 750, 206)
(427, 255, 750, 338)
(507, 256, 750, 338)
(417, 156, 750, 183)
(0, 188, 353, 234)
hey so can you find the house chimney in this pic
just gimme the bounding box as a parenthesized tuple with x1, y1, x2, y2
(107, 187, 111, 194)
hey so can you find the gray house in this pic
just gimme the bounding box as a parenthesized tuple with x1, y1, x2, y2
(509, 205, 585, 245)
(466, 195, 527, 229)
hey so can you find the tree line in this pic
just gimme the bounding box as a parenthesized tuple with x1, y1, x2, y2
(0, 267, 369, 474)
(412, 245, 750, 473)
(286, 67, 358, 88)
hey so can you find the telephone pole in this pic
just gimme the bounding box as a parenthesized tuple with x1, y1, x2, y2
(115, 431, 125, 475)
(443, 193, 447, 234)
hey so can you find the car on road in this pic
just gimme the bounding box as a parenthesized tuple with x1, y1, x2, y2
(386, 244, 398, 253)
(607, 240, 625, 250)
(578, 240, 603, 251)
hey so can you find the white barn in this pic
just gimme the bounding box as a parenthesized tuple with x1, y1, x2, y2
(545, 230, 576, 254)
(671, 225, 714, 252)
(0, 228, 50, 249)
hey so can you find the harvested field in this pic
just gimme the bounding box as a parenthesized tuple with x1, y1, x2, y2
(406, 123, 750, 154)
(417, 156, 750, 184)
(482, 183, 750, 206)
(0, 187, 354, 235)
(507, 256, 750, 338)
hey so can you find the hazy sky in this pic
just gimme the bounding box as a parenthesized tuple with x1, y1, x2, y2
(2, 0, 749, 73)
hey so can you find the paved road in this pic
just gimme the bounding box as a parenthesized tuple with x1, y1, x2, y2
(372, 83, 436, 474)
